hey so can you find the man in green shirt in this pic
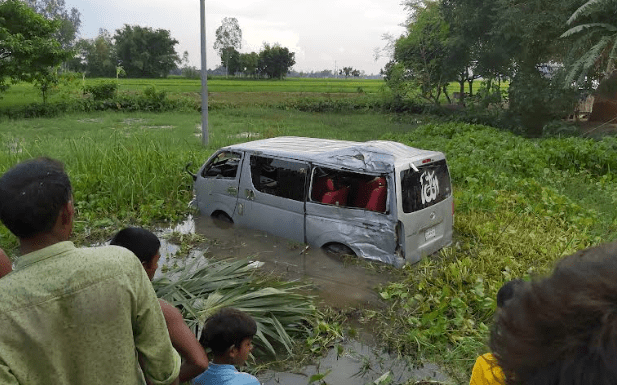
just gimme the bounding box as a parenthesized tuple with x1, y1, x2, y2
(0, 157, 181, 385)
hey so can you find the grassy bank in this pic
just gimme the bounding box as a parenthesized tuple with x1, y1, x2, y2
(0, 107, 615, 382)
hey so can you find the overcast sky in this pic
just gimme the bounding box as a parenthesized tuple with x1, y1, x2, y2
(63, 0, 408, 75)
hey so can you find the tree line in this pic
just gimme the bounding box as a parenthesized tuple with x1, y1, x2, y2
(384, 0, 617, 135)
(210, 17, 295, 79)
(0, 0, 298, 99)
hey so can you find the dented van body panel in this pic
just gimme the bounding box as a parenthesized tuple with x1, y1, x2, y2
(193, 136, 453, 266)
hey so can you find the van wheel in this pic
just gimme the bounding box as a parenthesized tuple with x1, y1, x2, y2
(323, 243, 355, 257)
(211, 211, 233, 224)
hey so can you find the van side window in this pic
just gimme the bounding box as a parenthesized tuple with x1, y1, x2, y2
(401, 159, 452, 213)
(311, 167, 388, 213)
(202, 151, 242, 178)
(250, 156, 308, 202)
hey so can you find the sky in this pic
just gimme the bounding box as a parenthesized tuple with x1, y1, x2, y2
(63, 0, 408, 75)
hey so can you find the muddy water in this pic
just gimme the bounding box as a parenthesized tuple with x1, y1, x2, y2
(156, 215, 449, 384)
(157, 214, 393, 309)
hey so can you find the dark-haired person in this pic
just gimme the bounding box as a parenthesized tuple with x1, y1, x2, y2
(490, 242, 617, 384)
(111, 227, 209, 383)
(194, 308, 259, 385)
(469, 279, 523, 385)
(0, 248, 12, 278)
(0, 157, 180, 385)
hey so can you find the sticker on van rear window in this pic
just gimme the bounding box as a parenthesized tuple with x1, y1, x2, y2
(401, 159, 452, 213)
(421, 170, 440, 204)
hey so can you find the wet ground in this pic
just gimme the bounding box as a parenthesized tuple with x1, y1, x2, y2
(155, 215, 450, 384)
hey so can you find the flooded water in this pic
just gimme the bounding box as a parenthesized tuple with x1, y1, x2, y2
(258, 340, 449, 385)
(155, 215, 450, 384)
(156, 214, 393, 309)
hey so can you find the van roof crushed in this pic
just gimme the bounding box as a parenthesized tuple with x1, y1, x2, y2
(222, 136, 442, 174)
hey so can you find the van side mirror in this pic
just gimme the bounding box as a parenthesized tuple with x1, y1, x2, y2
(185, 162, 197, 181)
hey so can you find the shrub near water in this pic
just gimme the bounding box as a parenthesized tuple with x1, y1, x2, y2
(372, 123, 616, 380)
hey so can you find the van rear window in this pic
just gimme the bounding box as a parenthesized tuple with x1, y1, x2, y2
(401, 159, 452, 213)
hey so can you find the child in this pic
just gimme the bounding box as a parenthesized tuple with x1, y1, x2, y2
(469, 279, 523, 385)
(194, 308, 260, 385)
(110, 227, 209, 383)
(490, 242, 617, 384)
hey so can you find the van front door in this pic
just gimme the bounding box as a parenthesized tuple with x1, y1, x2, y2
(234, 154, 308, 243)
(195, 150, 243, 218)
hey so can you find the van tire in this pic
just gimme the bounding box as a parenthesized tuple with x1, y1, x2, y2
(211, 211, 233, 224)
(323, 243, 355, 257)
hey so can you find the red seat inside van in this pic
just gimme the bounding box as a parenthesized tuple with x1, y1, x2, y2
(321, 178, 349, 206)
(353, 177, 386, 212)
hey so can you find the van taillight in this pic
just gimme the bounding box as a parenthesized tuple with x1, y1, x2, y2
(422, 158, 432, 164)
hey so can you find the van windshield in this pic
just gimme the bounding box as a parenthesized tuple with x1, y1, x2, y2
(400, 159, 452, 213)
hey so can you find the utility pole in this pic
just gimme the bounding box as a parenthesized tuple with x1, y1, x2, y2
(200, 0, 209, 146)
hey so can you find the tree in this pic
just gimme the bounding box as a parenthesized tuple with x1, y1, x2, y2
(440, 0, 507, 103)
(240, 52, 259, 77)
(490, 0, 583, 134)
(114, 25, 180, 78)
(258, 43, 296, 79)
(214, 17, 242, 76)
(561, 0, 617, 86)
(561, 0, 617, 121)
(340, 67, 353, 78)
(25, 0, 81, 49)
(79, 29, 116, 77)
(0, 0, 72, 97)
(393, 1, 453, 104)
(222, 47, 242, 75)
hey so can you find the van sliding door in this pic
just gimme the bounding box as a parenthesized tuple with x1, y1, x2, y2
(234, 155, 308, 243)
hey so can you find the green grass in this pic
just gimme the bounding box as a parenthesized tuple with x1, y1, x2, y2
(0, 77, 387, 109)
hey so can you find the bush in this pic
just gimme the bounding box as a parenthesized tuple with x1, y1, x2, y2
(542, 121, 581, 138)
(83, 82, 118, 100)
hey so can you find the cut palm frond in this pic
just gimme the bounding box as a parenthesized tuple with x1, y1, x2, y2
(153, 258, 316, 358)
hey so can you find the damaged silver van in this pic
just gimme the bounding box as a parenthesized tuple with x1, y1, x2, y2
(190, 136, 453, 266)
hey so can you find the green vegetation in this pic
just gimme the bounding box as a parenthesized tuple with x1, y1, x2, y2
(388, 0, 617, 136)
(0, 77, 387, 108)
(153, 258, 316, 358)
(373, 123, 616, 381)
(1, 77, 616, 382)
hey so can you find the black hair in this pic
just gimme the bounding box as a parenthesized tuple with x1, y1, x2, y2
(496, 279, 524, 308)
(0, 157, 72, 239)
(199, 308, 257, 355)
(110, 227, 160, 264)
(490, 241, 617, 384)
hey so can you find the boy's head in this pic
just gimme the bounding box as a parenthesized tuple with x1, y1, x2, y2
(496, 278, 524, 308)
(200, 308, 257, 366)
(110, 227, 160, 280)
(0, 157, 72, 239)
(490, 241, 617, 384)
